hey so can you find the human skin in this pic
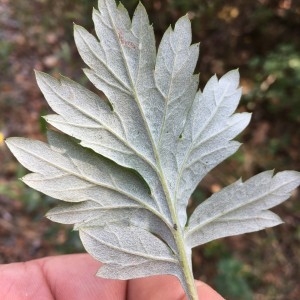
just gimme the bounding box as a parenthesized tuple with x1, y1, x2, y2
(0, 253, 224, 300)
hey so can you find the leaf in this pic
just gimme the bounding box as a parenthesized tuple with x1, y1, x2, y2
(80, 224, 181, 279)
(174, 70, 252, 226)
(185, 170, 300, 248)
(5, 0, 300, 299)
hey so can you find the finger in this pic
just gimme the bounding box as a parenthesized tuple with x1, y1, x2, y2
(0, 254, 127, 300)
(127, 275, 224, 300)
(195, 280, 225, 300)
(0, 259, 54, 300)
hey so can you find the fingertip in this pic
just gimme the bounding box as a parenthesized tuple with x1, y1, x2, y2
(195, 280, 225, 300)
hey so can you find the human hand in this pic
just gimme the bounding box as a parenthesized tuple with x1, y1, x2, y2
(0, 254, 224, 300)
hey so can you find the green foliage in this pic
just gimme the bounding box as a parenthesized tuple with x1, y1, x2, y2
(215, 257, 253, 300)
(0, 171, 53, 214)
(2, 0, 300, 299)
(248, 44, 300, 122)
(203, 240, 227, 259)
(0, 41, 13, 71)
(44, 224, 83, 254)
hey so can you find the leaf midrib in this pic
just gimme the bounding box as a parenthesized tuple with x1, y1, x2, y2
(81, 227, 178, 263)
(42, 77, 159, 173)
(174, 82, 232, 203)
(105, 3, 176, 219)
(13, 141, 169, 223)
(185, 177, 296, 237)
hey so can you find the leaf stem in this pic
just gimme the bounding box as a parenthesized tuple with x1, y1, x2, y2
(155, 156, 198, 298)
(174, 229, 199, 300)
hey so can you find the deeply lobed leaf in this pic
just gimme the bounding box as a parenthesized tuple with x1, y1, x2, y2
(6, 0, 300, 299)
(185, 170, 300, 247)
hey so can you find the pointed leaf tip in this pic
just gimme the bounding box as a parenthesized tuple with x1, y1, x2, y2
(7, 1, 300, 299)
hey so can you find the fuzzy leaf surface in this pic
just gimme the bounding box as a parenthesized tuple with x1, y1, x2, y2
(5, 0, 300, 298)
(185, 170, 300, 248)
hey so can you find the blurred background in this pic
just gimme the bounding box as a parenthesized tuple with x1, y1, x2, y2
(0, 0, 299, 299)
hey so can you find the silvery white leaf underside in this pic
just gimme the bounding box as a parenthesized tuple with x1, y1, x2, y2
(6, 0, 300, 298)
